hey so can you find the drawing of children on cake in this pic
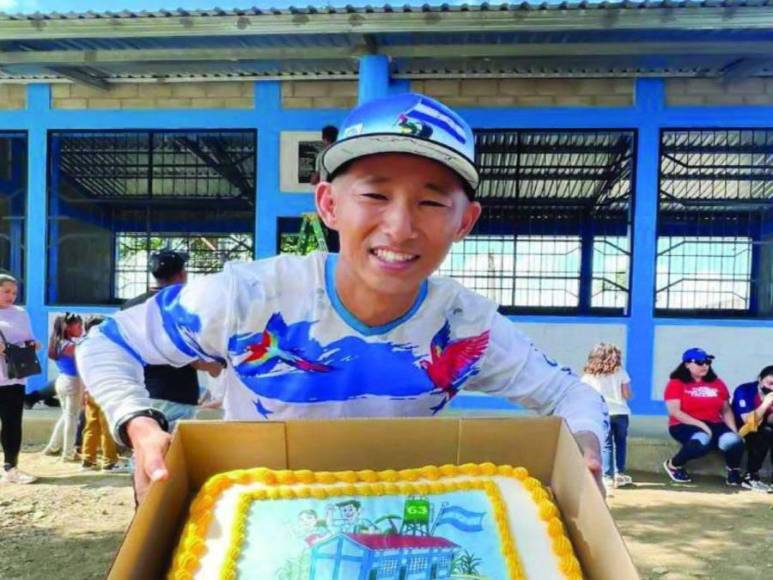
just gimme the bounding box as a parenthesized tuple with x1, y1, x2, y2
(296, 510, 332, 547)
(326, 500, 377, 534)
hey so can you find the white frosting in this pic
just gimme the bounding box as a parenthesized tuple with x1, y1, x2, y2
(186, 475, 566, 580)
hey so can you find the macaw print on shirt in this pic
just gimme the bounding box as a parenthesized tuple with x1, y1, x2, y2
(227, 313, 489, 415)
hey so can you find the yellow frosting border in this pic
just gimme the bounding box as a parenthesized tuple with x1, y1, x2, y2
(168, 463, 582, 580)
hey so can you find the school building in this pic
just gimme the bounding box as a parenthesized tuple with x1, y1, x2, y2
(0, 1, 771, 416)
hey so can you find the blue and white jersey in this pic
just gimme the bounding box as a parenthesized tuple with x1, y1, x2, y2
(77, 252, 606, 444)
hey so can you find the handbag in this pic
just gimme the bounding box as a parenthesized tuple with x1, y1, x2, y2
(0, 328, 42, 380)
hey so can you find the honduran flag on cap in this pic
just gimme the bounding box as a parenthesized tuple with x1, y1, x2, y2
(321, 93, 479, 193)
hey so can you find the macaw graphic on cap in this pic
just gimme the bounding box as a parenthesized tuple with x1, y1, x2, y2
(421, 321, 490, 414)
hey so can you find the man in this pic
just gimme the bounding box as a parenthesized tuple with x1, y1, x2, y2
(78, 94, 607, 503)
(121, 249, 221, 430)
(309, 125, 339, 186)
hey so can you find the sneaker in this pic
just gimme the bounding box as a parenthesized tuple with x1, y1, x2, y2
(603, 476, 615, 497)
(663, 459, 692, 483)
(741, 474, 771, 493)
(615, 473, 634, 487)
(61, 452, 80, 463)
(1, 467, 37, 485)
(725, 468, 743, 487)
(81, 460, 98, 471)
(101, 462, 131, 474)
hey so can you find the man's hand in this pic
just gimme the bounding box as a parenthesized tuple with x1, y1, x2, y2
(574, 430, 604, 496)
(126, 417, 173, 506)
(191, 360, 224, 378)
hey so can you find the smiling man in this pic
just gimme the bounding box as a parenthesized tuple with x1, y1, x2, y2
(76, 93, 607, 503)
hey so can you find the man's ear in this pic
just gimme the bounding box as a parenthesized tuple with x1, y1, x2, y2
(455, 200, 482, 241)
(315, 181, 338, 231)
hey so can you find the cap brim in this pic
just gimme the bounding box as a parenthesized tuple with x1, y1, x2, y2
(321, 133, 479, 192)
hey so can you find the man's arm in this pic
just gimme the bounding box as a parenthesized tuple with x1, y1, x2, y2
(76, 269, 233, 503)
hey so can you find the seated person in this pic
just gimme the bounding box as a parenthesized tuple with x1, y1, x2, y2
(731, 365, 773, 492)
(662, 348, 744, 487)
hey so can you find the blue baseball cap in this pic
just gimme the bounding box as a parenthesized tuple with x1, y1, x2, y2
(682, 348, 715, 363)
(321, 92, 479, 193)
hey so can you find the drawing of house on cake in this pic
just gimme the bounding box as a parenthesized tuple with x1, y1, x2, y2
(308, 533, 458, 580)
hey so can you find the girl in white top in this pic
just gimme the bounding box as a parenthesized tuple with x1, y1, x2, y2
(0, 274, 38, 484)
(581, 343, 633, 491)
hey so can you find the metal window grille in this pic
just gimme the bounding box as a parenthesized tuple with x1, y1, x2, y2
(47, 130, 256, 305)
(114, 232, 253, 300)
(0, 133, 27, 297)
(439, 129, 635, 314)
(658, 129, 773, 317)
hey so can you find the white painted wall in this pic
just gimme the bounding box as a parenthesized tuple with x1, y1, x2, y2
(652, 325, 773, 399)
(511, 322, 628, 377)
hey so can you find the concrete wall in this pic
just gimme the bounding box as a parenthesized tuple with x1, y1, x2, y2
(665, 78, 773, 106)
(51, 82, 254, 109)
(280, 80, 358, 109)
(410, 78, 633, 107)
(0, 85, 26, 110)
(652, 325, 773, 399)
(512, 322, 628, 376)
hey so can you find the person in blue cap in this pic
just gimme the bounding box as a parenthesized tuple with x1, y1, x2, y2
(663, 347, 744, 486)
(76, 93, 607, 503)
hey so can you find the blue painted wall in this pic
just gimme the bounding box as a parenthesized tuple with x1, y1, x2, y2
(9, 66, 772, 416)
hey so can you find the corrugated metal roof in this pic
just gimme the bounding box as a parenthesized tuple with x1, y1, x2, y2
(2, 1, 773, 19)
(0, 1, 769, 82)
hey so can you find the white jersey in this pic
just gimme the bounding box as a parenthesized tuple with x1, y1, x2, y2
(77, 252, 606, 444)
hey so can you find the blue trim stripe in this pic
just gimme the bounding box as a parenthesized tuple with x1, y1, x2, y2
(324, 253, 428, 336)
(98, 319, 145, 366)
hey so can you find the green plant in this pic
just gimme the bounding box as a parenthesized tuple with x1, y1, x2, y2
(451, 550, 482, 576)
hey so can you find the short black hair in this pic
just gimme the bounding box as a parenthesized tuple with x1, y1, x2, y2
(321, 125, 339, 143)
(150, 249, 187, 280)
(670, 361, 718, 383)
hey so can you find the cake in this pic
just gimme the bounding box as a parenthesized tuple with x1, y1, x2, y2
(169, 463, 582, 580)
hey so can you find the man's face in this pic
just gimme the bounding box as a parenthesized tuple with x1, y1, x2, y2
(316, 153, 481, 303)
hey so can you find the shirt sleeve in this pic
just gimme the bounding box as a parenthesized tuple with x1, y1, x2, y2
(620, 368, 632, 384)
(730, 385, 751, 417)
(19, 308, 35, 343)
(663, 379, 682, 401)
(465, 314, 608, 446)
(76, 267, 234, 443)
(718, 380, 730, 402)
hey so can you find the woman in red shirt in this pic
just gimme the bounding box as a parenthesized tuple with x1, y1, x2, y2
(662, 348, 744, 486)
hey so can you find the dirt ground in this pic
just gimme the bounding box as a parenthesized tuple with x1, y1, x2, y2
(1, 446, 772, 580)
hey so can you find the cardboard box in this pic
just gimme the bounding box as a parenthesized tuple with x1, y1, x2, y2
(109, 417, 638, 579)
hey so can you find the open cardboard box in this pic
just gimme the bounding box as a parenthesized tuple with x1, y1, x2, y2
(108, 417, 638, 579)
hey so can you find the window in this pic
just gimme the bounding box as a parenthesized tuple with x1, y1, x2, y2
(47, 130, 256, 305)
(658, 129, 773, 317)
(114, 233, 253, 301)
(0, 134, 27, 298)
(407, 556, 428, 573)
(439, 130, 635, 315)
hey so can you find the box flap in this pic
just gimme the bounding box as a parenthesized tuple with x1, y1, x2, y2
(286, 418, 460, 470)
(108, 430, 189, 580)
(180, 421, 288, 489)
(458, 416, 560, 482)
(550, 422, 639, 580)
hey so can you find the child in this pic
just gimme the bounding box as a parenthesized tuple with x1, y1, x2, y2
(79, 316, 127, 472)
(43, 313, 84, 461)
(77, 93, 607, 502)
(581, 343, 633, 494)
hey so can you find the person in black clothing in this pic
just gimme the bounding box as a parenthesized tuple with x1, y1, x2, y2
(122, 250, 222, 431)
